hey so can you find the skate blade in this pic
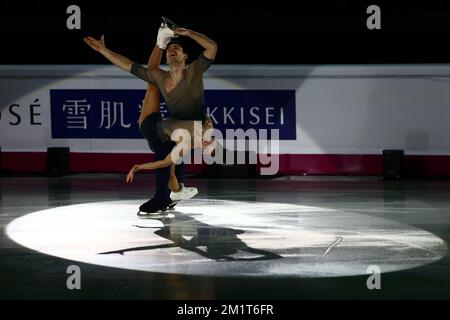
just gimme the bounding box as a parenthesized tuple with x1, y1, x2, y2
(137, 210, 167, 219)
(162, 16, 179, 30)
(167, 200, 180, 211)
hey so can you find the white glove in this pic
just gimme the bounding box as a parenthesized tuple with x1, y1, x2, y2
(157, 23, 175, 49)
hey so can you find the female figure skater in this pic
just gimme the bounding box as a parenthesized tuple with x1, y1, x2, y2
(126, 117, 216, 201)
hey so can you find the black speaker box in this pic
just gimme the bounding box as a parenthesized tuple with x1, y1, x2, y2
(47, 147, 70, 176)
(383, 149, 404, 180)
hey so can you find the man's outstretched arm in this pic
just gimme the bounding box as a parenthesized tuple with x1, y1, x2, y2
(174, 28, 218, 60)
(84, 34, 133, 72)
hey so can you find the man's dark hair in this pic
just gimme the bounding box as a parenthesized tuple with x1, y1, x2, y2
(166, 37, 190, 61)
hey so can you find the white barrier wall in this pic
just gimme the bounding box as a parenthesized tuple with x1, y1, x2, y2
(1, 64, 450, 155)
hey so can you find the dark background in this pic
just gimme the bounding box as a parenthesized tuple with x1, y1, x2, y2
(1, 0, 450, 64)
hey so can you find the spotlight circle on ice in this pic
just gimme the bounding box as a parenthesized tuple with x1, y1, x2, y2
(6, 199, 447, 278)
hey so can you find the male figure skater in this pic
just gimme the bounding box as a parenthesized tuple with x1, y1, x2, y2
(84, 20, 217, 214)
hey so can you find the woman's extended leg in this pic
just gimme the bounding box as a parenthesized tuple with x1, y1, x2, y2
(138, 43, 163, 128)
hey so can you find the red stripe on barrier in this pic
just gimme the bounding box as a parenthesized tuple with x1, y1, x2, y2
(1, 152, 450, 176)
